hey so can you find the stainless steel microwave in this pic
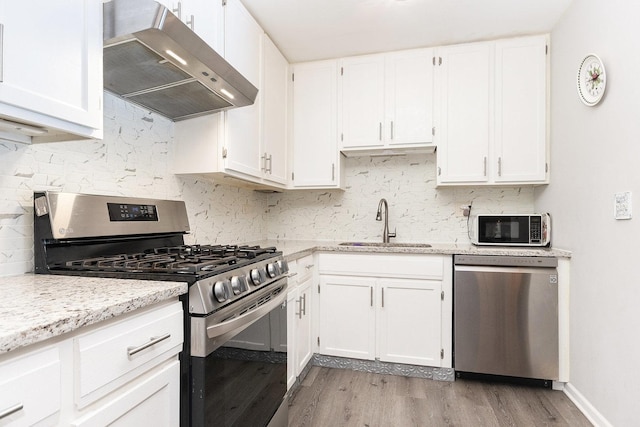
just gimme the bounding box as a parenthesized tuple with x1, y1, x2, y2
(471, 213, 551, 247)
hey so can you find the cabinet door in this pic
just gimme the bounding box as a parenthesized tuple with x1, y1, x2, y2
(286, 287, 297, 390)
(295, 277, 313, 375)
(494, 36, 548, 183)
(0, 346, 61, 426)
(71, 360, 180, 427)
(318, 275, 375, 360)
(261, 35, 289, 185)
(0, 1, 102, 131)
(183, 0, 224, 53)
(223, 0, 263, 179)
(340, 55, 385, 149)
(378, 279, 442, 366)
(436, 42, 492, 184)
(291, 60, 340, 188)
(385, 49, 434, 146)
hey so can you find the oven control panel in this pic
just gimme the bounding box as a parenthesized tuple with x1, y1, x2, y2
(189, 257, 289, 315)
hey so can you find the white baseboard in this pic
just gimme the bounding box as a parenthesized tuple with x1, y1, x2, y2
(563, 382, 612, 427)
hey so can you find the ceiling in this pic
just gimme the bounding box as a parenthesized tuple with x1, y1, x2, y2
(240, 0, 573, 63)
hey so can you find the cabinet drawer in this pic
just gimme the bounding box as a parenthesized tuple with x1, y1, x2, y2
(0, 346, 61, 426)
(319, 253, 444, 279)
(74, 302, 183, 407)
(291, 255, 315, 282)
(71, 360, 180, 427)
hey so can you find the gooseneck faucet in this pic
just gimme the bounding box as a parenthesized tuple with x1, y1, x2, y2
(376, 198, 396, 243)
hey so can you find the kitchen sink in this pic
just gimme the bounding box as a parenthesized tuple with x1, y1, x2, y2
(338, 242, 432, 248)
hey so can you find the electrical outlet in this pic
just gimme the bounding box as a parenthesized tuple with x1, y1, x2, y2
(614, 191, 632, 220)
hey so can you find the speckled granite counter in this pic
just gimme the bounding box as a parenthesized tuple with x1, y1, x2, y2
(247, 239, 572, 261)
(0, 274, 187, 354)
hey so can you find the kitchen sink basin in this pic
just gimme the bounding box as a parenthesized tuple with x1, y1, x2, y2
(338, 242, 432, 248)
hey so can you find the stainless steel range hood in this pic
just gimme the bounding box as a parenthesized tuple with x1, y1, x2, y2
(103, 0, 258, 121)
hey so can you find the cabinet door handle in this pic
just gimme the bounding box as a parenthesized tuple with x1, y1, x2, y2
(261, 153, 267, 172)
(483, 157, 487, 176)
(296, 297, 302, 318)
(267, 154, 272, 174)
(302, 293, 307, 316)
(186, 14, 194, 30)
(390, 121, 394, 140)
(172, 2, 182, 19)
(498, 157, 502, 177)
(370, 286, 373, 307)
(379, 122, 382, 141)
(381, 287, 385, 308)
(0, 403, 23, 420)
(304, 264, 314, 270)
(127, 333, 171, 357)
(332, 163, 335, 181)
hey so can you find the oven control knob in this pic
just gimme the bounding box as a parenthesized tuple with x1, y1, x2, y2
(230, 276, 248, 295)
(213, 279, 231, 302)
(276, 260, 289, 274)
(267, 262, 281, 278)
(250, 267, 267, 285)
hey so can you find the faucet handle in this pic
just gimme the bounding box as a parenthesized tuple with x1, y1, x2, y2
(388, 228, 397, 239)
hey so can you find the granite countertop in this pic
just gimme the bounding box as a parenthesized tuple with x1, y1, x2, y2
(1, 240, 569, 356)
(0, 274, 187, 355)
(248, 239, 572, 262)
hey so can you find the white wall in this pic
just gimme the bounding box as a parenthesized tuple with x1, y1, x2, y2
(268, 154, 535, 243)
(0, 93, 268, 277)
(536, 1, 640, 425)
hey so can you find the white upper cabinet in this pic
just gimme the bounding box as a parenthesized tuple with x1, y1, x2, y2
(339, 54, 386, 149)
(494, 36, 548, 184)
(435, 41, 492, 184)
(260, 34, 289, 186)
(290, 60, 344, 189)
(173, 0, 290, 190)
(339, 48, 434, 155)
(223, 0, 263, 180)
(435, 35, 549, 186)
(0, 0, 102, 143)
(159, 0, 224, 53)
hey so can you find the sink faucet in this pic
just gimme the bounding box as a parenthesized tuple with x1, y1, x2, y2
(376, 198, 396, 243)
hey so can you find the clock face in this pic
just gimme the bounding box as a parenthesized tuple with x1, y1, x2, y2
(577, 54, 606, 106)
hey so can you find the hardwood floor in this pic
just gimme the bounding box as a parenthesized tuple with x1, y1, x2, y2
(288, 367, 592, 426)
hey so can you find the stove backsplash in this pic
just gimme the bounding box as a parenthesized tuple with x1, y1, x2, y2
(0, 93, 268, 277)
(0, 93, 534, 278)
(266, 156, 534, 244)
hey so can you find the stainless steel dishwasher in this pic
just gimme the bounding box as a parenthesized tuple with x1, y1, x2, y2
(454, 255, 559, 382)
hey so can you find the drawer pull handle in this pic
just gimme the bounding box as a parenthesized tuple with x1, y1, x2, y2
(0, 403, 24, 420)
(127, 333, 171, 357)
(305, 264, 314, 269)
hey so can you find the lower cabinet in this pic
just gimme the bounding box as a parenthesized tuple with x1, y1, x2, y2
(287, 255, 315, 389)
(0, 299, 183, 426)
(318, 253, 452, 368)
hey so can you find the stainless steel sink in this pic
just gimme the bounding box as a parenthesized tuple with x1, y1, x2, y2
(338, 242, 432, 248)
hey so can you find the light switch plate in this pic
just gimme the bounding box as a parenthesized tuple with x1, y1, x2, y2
(614, 191, 632, 220)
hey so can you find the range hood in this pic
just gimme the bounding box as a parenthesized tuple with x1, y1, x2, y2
(103, 0, 258, 121)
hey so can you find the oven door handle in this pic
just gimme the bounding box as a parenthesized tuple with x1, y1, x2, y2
(206, 288, 288, 339)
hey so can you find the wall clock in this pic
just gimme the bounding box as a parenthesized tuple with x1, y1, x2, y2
(577, 54, 606, 106)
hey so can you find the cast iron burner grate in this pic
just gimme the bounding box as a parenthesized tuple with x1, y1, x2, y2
(51, 244, 278, 274)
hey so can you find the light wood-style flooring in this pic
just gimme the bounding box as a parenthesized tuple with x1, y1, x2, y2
(288, 367, 592, 426)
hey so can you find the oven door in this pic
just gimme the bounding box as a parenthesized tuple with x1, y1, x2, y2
(189, 279, 288, 427)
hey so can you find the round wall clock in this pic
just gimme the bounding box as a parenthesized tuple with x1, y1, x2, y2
(577, 54, 606, 106)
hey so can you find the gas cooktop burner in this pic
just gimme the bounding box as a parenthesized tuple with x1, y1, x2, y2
(52, 244, 279, 275)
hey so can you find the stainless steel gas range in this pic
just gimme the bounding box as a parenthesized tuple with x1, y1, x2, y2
(34, 191, 289, 427)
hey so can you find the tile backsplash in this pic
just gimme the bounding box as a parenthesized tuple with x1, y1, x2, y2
(0, 93, 534, 277)
(0, 93, 268, 276)
(267, 155, 534, 243)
